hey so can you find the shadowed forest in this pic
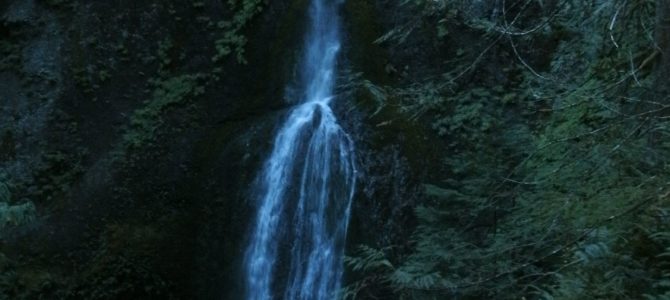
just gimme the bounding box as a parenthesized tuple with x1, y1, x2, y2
(1, 0, 670, 299)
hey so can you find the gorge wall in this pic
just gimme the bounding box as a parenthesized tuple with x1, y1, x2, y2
(0, 0, 437, 298)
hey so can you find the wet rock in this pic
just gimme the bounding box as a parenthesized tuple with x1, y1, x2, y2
(3, 0, 36, 24)
(0, 2, 64, 188)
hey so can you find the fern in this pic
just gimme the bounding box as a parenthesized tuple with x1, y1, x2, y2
(344, 245, 393, 272)
(347, 0, 669, 298)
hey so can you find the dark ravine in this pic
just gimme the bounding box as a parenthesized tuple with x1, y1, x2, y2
(3, 0, 667, 299)
(0, 0, 427, 299)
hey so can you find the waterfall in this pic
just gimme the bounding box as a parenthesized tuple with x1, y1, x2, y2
(243, 0, 356, 299)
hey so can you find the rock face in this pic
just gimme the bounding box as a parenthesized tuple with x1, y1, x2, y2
(0, 0, 312, 298)
(340, 0, 447, 249)
(1, 0, 63, 186)
(0, 0, 434, 298)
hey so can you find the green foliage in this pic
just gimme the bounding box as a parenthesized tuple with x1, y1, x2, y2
(345, 245, 394, 273)
(347, 0, 670, 298)
(342, 246, 394, 300)
(644, 228, 670, 299)
(157, 38, 174, 76)
(213, 0, 265, 64)
(121, 74, 205, 151)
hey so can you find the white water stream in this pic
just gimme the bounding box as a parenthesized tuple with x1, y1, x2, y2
(244, 0, 356, 299)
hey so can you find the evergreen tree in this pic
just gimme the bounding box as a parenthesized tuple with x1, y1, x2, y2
(345, 0, 670, 298)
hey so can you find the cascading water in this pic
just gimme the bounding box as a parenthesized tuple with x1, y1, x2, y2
(243, 0, 356, 299)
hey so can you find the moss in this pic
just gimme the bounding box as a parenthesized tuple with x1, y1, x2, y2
(157, 38, 174, 76)
(213, 0, 265, 64)
(120, 74, 205, 153)
(97, 70, 110, 82)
